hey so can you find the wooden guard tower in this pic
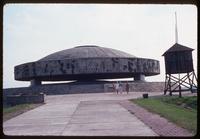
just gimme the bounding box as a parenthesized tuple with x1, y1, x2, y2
(162, 12, 197, 97)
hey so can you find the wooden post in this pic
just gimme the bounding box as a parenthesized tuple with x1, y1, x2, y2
(187, 72, 192, 93)
(179, 85, 182, 97)
(169, 74, 172, 96)
(164, 74, 167, 95)
(178, 74, 182, 97)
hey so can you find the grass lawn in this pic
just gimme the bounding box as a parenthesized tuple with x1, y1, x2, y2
(3, 103, 44, 122)
(130, 95, 197, 134)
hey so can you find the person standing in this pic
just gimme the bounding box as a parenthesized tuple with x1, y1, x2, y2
(115, 81, 119, 94)
(112, 82, 116, 92)
(126, 81, 129, 94)
(119, 81, 123, 94)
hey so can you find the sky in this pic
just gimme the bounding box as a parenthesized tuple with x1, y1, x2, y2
(3, 4, 197, 88)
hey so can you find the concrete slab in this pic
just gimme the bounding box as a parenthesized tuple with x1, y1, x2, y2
(4, 117, 71, 126)
(3, 92, 162, 136)
(62, 101, 157, 136)
(4, 124, 66, 136)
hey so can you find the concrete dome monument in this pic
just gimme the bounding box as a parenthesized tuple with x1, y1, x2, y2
(14, 45, 160, 86)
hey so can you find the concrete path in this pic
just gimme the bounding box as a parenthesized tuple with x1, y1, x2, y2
(3, 92, 163, 136)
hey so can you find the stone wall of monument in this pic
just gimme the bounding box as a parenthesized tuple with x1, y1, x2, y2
(3, 83, 104, 105)
(104, 82, 165, 92)
(15, 58, 160, 81)
(3, 82, 165, 105)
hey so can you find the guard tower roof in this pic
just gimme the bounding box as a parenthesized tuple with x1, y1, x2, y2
(162, 43, 194, 56)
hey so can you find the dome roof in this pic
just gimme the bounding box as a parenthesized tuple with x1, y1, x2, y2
(15, 45, 160, 82)
(39, 45, 136, 61)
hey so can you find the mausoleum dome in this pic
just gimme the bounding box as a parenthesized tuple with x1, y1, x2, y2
(14, 45, 160, 86)
(39, 45, 136, 61)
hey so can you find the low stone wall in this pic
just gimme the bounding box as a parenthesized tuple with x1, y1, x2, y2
(6, 93, 44, 106)
(104, 82, 165, 92)
(3, 83, 105, 105)
(3, 82, 165, 105)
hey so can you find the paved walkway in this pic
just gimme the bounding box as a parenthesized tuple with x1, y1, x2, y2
(3, 92, 161, 136)
(3, 91, 194, 136)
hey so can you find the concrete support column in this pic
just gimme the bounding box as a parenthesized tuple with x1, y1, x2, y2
(134, 74, 145, 81)
(30, 79, 41, 87)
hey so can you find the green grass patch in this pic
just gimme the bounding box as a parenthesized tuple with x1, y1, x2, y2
(159, 96, 197, 109)
(3, 103, 43, 122)
(130, 96, 197, 134)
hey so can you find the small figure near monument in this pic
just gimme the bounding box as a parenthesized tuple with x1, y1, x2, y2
(112, 82, 116, 92)
(126, 81, 129, 94)
(115, 81, 119, 94)
(119, 82, 123, 94)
